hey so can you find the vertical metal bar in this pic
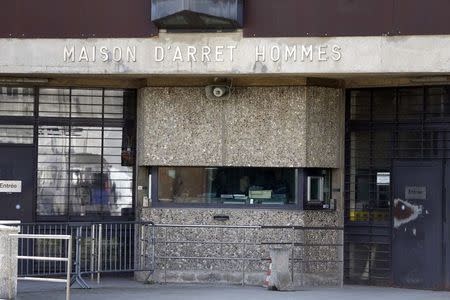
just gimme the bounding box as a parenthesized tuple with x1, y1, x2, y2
(28, 226, 31, 276)
(60, 225, 63, 274)
(140, 224, 144, 270)
(83, 226, 87, 274)
(109, 224, 112, 271)
(66, 236, 72, 300)
(291, 227, 295, 283)
(91, 224, 95, 280)
(242, 228, 246, 286)
(20, 225, 24, 276)
(164, 226, 167, 284)
(339, 229, 344, 288)
(53, 225, 57, 276)
(97, 224, 102, 284)
(124, 224, 128, 269)
(37, 224, 41, 275)
(119, 223, 122, 271)
(114, 223, 118, 271)
(76, 228, 80, 278)
(128, 224, 132, 270)
(152, 224, 155, 272)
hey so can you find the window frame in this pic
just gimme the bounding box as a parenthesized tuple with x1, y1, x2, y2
(149, 167, 334, 210)
(0, 85, 137, 222)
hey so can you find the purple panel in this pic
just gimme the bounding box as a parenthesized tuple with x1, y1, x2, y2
(393, 0, 450, 35)
(0, 0, 157, 38)
(244, 0, 394, 37)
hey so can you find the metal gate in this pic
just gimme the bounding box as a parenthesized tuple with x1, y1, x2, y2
(345, 86, 450, 288)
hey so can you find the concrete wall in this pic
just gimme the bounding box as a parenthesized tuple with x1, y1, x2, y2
(138, 208, 343, 287)
(3, 34, 450, 76)
(137, 86, 343, 168)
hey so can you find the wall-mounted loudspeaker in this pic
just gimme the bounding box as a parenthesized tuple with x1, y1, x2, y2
(205, 85, 231, 99)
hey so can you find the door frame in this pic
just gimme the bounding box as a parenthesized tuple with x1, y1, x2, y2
(0, 143, 37, 223)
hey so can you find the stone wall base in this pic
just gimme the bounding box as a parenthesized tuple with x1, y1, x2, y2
(136, 270, 340, 288)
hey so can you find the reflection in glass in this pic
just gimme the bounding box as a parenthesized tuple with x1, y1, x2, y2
(0, 125, 33, 144)
(39, 89, 70, 117)
(0, 87, 34, 116)
(71, 89, 103, 118)
(158, 167, 296, 205)
(37, 126, 70, 216)
(35, 88, 136, 218)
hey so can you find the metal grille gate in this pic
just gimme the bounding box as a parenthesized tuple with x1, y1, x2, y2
(344, 86, 450, 285)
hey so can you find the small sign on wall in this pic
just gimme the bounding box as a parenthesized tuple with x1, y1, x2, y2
(405, 186, 426, 200)
(0, 180, 22, 193)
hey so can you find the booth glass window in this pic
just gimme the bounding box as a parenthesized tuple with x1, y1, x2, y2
(157, 167, 297, 206)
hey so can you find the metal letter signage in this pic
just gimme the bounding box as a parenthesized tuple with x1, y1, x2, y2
(63, 44, 342, 64)
(405, 186, 426, 200)
(0, 180, 22, 193)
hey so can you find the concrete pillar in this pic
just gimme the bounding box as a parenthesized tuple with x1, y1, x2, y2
(0, 225, 19, 299)
(268, 246, 293, 291)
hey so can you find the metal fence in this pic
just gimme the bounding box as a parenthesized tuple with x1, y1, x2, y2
(153, 224, 344, 286)
(12, 233, 72, 300)
(9, 221, 342, 287)
(15, 221, 155, 288)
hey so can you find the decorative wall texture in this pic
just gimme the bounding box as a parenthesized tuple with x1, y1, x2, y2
(138, 208, 343, 286)
(137, 86, 343, 168)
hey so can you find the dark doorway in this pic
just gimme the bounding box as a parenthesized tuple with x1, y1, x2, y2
(392, 160, 443, 289)
(0, 145, 35, 222)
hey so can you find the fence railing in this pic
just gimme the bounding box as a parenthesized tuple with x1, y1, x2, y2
(8, 221, 343, 288)
(11, 233, 72, 300)
(153, 224, 344, 286)
(14, 221, 155, 288)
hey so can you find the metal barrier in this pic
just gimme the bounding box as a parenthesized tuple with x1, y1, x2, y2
(13, 221, 155, 289)
(153, 224, 344, 286)
(7, 221, 342, 288)
(11, 233, 72, 300)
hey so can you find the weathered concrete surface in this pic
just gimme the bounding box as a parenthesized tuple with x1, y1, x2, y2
(137, 86, 343, 168)
(15, 279, 450, 300)
(138, 208, 343, 287)
(2, 33, 450, 75)
(268, 246, 293, 291)
(0, 225, 19, 299)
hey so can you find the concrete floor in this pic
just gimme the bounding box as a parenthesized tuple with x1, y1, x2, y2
(16, 278, 450, 300)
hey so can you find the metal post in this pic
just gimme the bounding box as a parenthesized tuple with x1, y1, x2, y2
(70, 227, 90, 289)
(90, 224, 95, 281)
(242, 229, 247, 286)
(97, 224, 102, 284)
(164, 226, 167, 284)
(66, 236, 72, 300)
(338, 229, 344, 288)
(140, 224, 144, 269)
(151, 224, 156, 272)
(291, 226, 295, 282)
